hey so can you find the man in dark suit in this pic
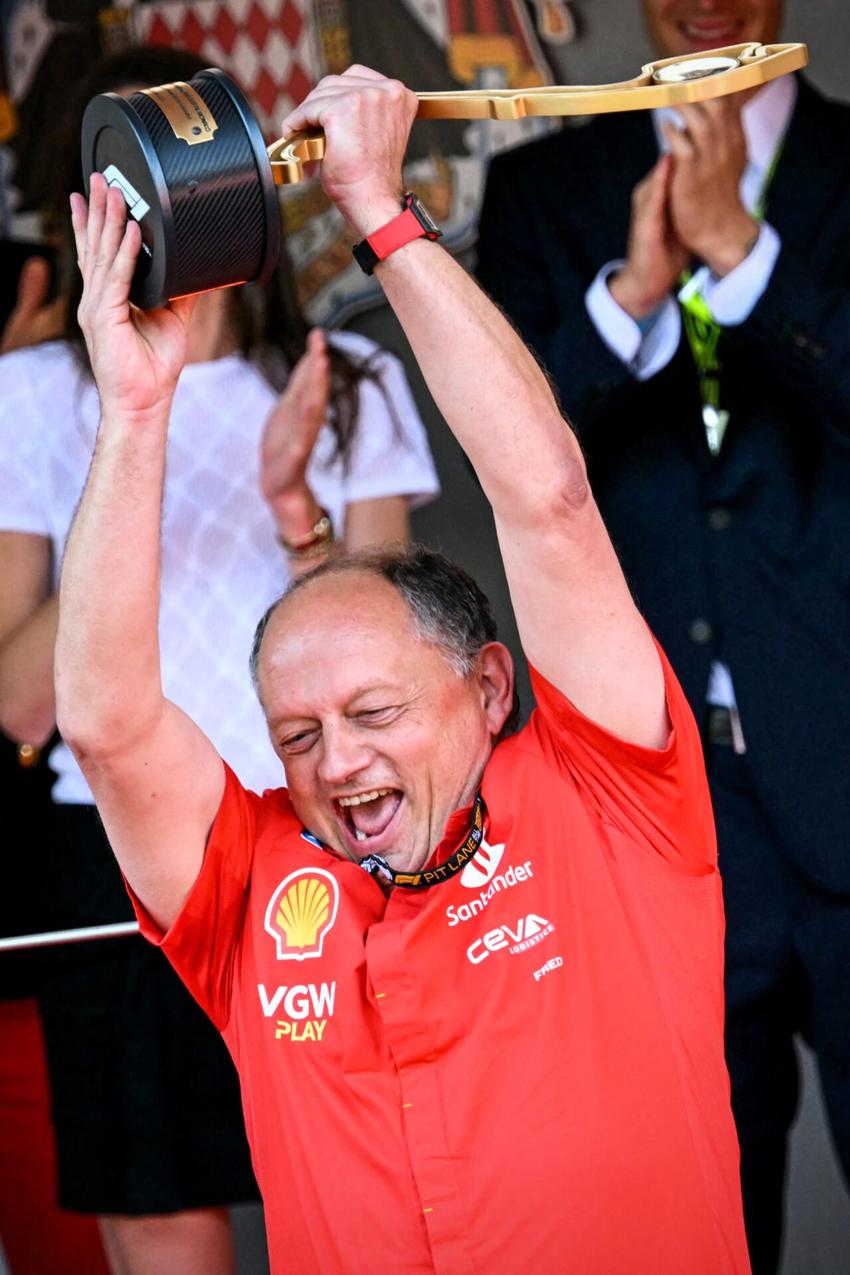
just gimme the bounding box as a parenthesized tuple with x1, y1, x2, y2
(477, 3, 850, 1272)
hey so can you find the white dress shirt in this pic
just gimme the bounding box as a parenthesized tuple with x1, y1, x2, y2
(584, 74, 797, 717)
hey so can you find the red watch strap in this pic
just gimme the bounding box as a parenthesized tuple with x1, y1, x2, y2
(353, 194, 442, 274)
(367, 206, 427, 263)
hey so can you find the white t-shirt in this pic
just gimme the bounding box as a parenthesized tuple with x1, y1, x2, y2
(0, 333, 439, 801)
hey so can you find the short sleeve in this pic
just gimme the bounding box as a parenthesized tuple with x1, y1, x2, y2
(528, 642, 715, 875)
(0, 350, 50, 534)
(331, 335, 440, 509)
(126, 763, 259, 1030)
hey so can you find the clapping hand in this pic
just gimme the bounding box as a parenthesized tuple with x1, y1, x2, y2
(609, 153, 690, 319)
(611, 94, 758, 319)
(70, 173, 196, 424)
(260, 328, 330, 532)
(663, 97, 758, 277)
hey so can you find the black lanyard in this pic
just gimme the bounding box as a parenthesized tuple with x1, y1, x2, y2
(359, 793, 486, 890)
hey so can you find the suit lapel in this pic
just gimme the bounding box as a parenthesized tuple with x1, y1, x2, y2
(592, 112, 658, 251)
(553, 112, 657, 262)
(762, 78, 850, 250)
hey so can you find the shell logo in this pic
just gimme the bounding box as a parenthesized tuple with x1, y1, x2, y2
(264, 868, 340, 961)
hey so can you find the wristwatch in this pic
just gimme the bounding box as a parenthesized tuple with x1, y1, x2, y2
(352, 193, 442, 276)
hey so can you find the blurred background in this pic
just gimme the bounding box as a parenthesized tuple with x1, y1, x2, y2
(1, 2, 848, 1271)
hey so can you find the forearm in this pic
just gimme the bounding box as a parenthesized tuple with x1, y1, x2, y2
(375, 241, 588, 522)
(278, 492, 410, 578)
(264, 483, 335, 578)
(0, 595, 58, 745)
(55, 412, 169, 755)
(344, 495, 409, 550)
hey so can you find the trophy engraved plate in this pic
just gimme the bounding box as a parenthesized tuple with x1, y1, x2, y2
(141, 81, 219, 146)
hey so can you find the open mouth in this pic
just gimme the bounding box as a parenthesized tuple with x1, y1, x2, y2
(335, 788, 404, 856)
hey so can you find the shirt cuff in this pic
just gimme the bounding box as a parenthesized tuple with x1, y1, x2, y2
(702, 222, 781, 326)
(585, 261, 681, 381)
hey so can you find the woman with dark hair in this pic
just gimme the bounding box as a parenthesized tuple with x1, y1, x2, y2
(0, 45, 438, 1273)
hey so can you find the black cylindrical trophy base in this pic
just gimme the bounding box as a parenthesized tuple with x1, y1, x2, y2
(81, 69, 280, 310)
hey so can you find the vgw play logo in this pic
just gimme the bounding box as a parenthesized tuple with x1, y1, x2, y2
(257, 981, 336, 1044)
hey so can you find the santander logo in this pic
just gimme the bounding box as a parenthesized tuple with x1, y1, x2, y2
(447, 838, 535, 929)
(460, 837, 506, 888)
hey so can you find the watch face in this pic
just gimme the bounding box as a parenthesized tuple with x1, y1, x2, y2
(409, 196, 439, 234)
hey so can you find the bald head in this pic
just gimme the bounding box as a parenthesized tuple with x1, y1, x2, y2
(250, 544, 515, 715)
(254, 568, 422, 710)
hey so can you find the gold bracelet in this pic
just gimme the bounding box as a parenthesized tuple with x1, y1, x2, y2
(17, 742, 41, 768)
(277, 509, 335, 557)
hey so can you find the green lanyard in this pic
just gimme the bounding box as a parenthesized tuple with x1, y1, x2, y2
(678, 139, 784, 455)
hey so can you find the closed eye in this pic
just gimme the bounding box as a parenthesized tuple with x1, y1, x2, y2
(278, 727, 320, 755)
(353, 705, 403, 726)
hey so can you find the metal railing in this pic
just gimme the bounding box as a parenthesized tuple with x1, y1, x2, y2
(0, 921, 140, 952)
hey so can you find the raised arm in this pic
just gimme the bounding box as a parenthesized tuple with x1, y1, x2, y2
(282, 69, 665, 747)
(54, 175, 224, 930)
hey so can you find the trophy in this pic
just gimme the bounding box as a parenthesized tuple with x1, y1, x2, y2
(80, 42, 807, 310)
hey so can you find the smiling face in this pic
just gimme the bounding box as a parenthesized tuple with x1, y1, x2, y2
(257, 570, 514, 874)
(642, 0, 783, 56)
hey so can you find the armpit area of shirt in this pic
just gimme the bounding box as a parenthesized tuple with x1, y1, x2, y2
(527, 656, 678, 774)
(520, 648, 716, 876)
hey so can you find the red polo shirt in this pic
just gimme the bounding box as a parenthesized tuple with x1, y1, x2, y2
(131, 649, 750, 1274)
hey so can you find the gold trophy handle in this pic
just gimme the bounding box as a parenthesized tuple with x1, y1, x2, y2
(267, 42, 807, 186)
(267, 126, 327, 186)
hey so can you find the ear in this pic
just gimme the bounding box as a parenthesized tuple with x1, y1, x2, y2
(476, 642, 515, 737)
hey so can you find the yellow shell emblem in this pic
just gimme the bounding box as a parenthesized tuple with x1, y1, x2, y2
(277, 877, 330, 946)
(264, 868, 339, 960)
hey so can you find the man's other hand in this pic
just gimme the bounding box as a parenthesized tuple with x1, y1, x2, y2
(279, 66, 418, 237)
(71, 173, 196, 424)
(609, 154, 690, 320)
(664, 97, 759, 277)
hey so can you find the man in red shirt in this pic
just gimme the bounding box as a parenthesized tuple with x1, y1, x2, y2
(56, 67, 750, 1274)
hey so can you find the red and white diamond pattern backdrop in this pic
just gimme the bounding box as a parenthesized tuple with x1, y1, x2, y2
(134, 0, 318, 139)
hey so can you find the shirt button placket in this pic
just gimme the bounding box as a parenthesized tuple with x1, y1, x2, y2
(366, 919, 482, 1275)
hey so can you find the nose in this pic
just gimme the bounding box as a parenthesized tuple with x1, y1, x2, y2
(317, 720, 372, 787)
